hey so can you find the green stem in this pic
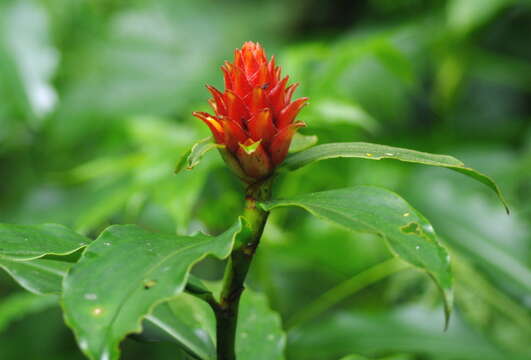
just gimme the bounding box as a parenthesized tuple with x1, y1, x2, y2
(286, 257, 409, 329)
(214, 179, 272, 360)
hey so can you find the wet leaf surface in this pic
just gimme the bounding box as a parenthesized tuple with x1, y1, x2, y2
(262, 186, 453, 327)
(280, 142, 508, 212)
(62, 220, 243, 360)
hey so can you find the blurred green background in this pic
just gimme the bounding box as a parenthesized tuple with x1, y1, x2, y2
(1, 0, 530, 359)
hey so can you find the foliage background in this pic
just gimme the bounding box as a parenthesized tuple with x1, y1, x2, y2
(0, 0, 530, 359)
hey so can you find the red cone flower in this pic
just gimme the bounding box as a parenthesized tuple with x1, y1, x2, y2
(193, 41, 308, 182)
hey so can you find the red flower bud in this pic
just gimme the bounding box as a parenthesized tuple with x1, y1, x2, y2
(193, 41, 308, 182)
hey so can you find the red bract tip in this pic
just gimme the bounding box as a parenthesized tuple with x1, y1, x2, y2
(193, 41, 309, 182)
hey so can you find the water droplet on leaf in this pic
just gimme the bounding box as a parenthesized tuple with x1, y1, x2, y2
(92, 307, 103, 316)
(79, 339, 88, 351)
(84, 293, 97, 300)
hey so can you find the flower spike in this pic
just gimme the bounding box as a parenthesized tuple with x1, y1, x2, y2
(193, 42, 308, 182)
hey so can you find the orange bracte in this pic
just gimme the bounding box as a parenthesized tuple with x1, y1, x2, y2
(193, 41, 308, 182)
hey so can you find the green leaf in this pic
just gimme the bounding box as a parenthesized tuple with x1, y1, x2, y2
(62, 219, 243, 360)
(0, 257, 71, 295)
(2, 257, 217, 359)
(261, 186, 453, 327)
(0, 223, 87, 296)
(235, 288, 286, 360)
(0, 292, 57, 333)
(1, 248, 218, 359)
(144, 300, 216, 360)
(175, 137, 223, 174)
(289, 133, 319, 153)
(185, 274, 213, 296)
(0, 223, 89, 261)
(279, 142, 508, 213)
(406, 164, 531, 294)
(142, 287, 286, 360)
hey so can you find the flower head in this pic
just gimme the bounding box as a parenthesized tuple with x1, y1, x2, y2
(193, 41, 308, 182)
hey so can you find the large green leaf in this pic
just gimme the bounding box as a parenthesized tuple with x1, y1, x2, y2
(143, 287, 286, 360)
(0, 223, 88, 295)
(0, 223, 89, 261)
(144, 300, 216, 360)
(0, 243, 218, 359)
(236, 288, 286, 360)
(62, 220, 243, 360)
(279, 142, 508, 212)
(0, 257, 71, 295)
(261, 186, 452, 326)
(406, 164, 531, 293)
(1, 252, 218, 359)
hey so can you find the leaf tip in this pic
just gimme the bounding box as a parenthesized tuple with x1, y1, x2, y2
(442, 286, 453, 332)
(443, 309, 451, 332)
(174, 151, 191, 174)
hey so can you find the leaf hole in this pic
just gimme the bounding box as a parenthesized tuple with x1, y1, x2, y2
(400, 222, 422, 235)
(143, 279, 157, 289)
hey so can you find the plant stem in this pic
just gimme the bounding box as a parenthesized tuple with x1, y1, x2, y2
(215, 179, 272, 360)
